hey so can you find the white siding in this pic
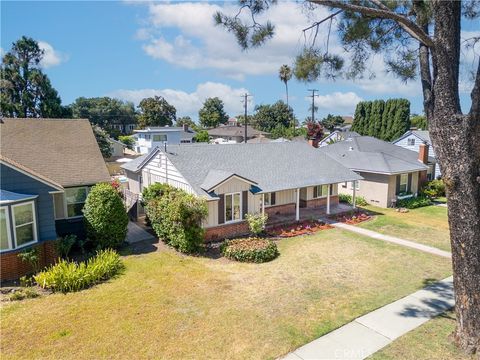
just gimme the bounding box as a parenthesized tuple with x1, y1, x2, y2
(393, 134, 441, 178)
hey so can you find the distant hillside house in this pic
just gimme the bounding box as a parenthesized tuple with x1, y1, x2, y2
(121, 142, 361, 241)
(107, 137, 126, 158)
(110, 120, 137, 135)
(392, 130, 440, 179)
(207, 118, 269, 143)
(133, 125, 196, 154)
(0, 118, 110, 281)
(319, 136, 433, 208)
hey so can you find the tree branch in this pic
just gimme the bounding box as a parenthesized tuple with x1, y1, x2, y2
(309, 0, 435, 48)
(470, 60, 480, 117)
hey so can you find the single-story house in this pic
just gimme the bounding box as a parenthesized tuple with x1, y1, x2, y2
(133, 125, 196, 154)
(207, 118, 269, 144)
(0, 118, 111, 281)
(122, 142, 362, 241)
(318, 130, 360, 147)
(318, 136, 432, 208)
(107, 137, 126, 158)
(392, 130, 440, 179)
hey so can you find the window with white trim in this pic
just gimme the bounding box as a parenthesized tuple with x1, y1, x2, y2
(350, 180, 360, 190)
(0, 208, 12, 251)
(225, 192, 241, 222)
(314, 185, 329, 198)
(408, 138, 415, 146)
(12, 202, 37, 247)
(153, 134, 167, 142)
(399, 174, 408, 193)
(65, 187, 89, 218)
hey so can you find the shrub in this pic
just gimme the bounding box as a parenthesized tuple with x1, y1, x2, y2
(422, 179, 446, 198)
(118, 135, 135, 150)
(34, 249, 124, 293)
(145, 186, 208, 253)
(397, 196, 433, 209)
(245, 213, 268, 236)
(8, 287, 39, 301)
(83, 183, 128, 249)
(141, 183, 176, 206)
(55, 235, 76, 259)
(221, 238, 279, 263)
(338, 194, 368, 206)
(17, 247, 40, 273)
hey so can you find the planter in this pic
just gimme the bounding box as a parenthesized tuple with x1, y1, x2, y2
(268, 220, 333, 238)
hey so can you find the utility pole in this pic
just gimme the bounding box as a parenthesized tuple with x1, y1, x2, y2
(308, 89, 319, 123)
(242, 93, 252, 143)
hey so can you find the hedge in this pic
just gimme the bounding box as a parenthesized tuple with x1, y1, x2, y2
(221, 238, 279, 263)
(397, 196, 433, 209)
(338, 193, 368, 206)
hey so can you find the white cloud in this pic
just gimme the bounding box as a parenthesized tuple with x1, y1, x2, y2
(311, 91, 363, 115)
(109, 81, 250, 118)
(38, 41, 67, 68)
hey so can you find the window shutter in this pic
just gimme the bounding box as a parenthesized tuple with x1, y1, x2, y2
(329, 185, 333, 195)
(313, 186, 318, 199)
(242, 191, 248, 218)
(396, 175, 401, 195)
(271, 192, 276, 205)
(407, 173, 412, 192)
(218, 194, 225, 224)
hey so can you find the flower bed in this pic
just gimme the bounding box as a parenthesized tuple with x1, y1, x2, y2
(330, 211, 371, 225)
(268, 220, 333, 238)
(221, 238, 279, 263)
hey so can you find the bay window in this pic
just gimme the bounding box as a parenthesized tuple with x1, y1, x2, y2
(225, 192, 241, 222)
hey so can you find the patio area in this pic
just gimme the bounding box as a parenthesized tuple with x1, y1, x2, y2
(267, 202, 354, 227)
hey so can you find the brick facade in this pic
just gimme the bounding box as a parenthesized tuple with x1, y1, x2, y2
(304, 195, 339, 208)
(204, 221, 250, 242)
(265, 203, 296, 216)
(1, 240, 58, 281)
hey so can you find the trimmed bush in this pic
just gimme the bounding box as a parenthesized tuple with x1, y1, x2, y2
(83, 183, 128, 249)
(397, 196, 433, 209)
(221, 238, 279, 263)
(34, 249, 124, 293)
(245, 213, 268, 236)
(422, 179, 446, 198)
(338, 194, 368, 206)
(144, 185, 208, 253)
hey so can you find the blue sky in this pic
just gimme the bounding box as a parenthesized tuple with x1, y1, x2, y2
(1, 1, 478, 122)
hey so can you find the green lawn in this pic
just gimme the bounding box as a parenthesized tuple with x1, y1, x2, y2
(1, 229, 452, 360)
(369, 312, 474, 360)
(358, 205, 451, 252)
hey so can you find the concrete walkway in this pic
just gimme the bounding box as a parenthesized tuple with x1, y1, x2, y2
(326, 221, 451, 259)
(283, 276, 454, 360)
(126, 221, 155, 244)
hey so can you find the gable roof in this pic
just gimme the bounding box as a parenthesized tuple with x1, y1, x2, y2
(200, 170, 257, 192)
(318, 136, 429, 175)
(393, 130, 432, 145)
(125, 142, 362, 199)
(0, 118, 111, 187)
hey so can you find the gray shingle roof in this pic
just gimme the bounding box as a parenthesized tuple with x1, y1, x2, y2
(121, 154, 148, 173)
(319, 136, 429, 174)
(133, 142, 362, 199)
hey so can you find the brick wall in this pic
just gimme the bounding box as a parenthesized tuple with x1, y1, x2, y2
(305, 195, 339, 208)
(265, 203, 296, 216)
(1, 240, 58, 281)
(204, 221, 250, 242)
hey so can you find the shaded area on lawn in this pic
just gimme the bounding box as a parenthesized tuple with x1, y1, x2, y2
(1, 229, 451, 360)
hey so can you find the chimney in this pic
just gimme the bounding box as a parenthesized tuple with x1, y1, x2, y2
(183, 124, 188, 132)
(308, 138, 319, 148)
(418, 142, 429, 164)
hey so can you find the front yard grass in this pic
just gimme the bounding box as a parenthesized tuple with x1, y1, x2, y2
(369, 311, 474, 360)
(1, 229, 451, 360)
(358, 205, 451, 252)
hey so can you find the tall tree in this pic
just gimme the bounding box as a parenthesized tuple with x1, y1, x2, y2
(137, 96, 176, 129)
(321, 114, 345, 131)
(198, 97, 229, 128)
(278, 64, 292, 106)
(0, 36, 64, 118)
(175, 116, 198, 130)
(217, 1, 480, 352)
(252, 100, 296, 133)
(410, 114, 427, 130)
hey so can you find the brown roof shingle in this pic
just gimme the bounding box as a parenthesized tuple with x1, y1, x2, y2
(0, 118, 111, 187)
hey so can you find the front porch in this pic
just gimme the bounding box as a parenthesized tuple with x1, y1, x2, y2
(267, 202, 355, 227)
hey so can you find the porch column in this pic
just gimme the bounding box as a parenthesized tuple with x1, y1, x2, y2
(326, 184, 331, 215)
(295, 188, 300, 221)
(262, 193, 265, 216)
(352, 182, 357, 209)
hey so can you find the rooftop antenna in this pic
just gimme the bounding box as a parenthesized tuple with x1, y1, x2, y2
(241, 93, 252, 143)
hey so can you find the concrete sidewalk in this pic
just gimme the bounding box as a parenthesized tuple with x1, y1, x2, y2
(283, 276, 454, 360)
(327, 221, 451, 259)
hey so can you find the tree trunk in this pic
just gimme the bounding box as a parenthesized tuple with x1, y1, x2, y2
(430, 1, 480, 353)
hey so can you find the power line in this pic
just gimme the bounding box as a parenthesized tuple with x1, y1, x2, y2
(308, 89, 319, 123)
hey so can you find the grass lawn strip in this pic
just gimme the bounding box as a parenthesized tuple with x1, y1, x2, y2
(1, 229, 451, 360)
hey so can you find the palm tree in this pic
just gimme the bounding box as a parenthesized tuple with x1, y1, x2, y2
(278, 64, 292, 106)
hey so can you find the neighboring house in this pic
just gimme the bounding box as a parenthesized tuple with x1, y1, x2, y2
(121, 142, 361, 241)
(0, 118, 111, 280)
(207, 118, 269, 143)
(318, 130, 360, 147)
(392, 130, 440, 179)
(110, 120, 136, 135)
(107, 138, 126, 158)
(318, 136, 432, 208)
(133, 125, 196, 154)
